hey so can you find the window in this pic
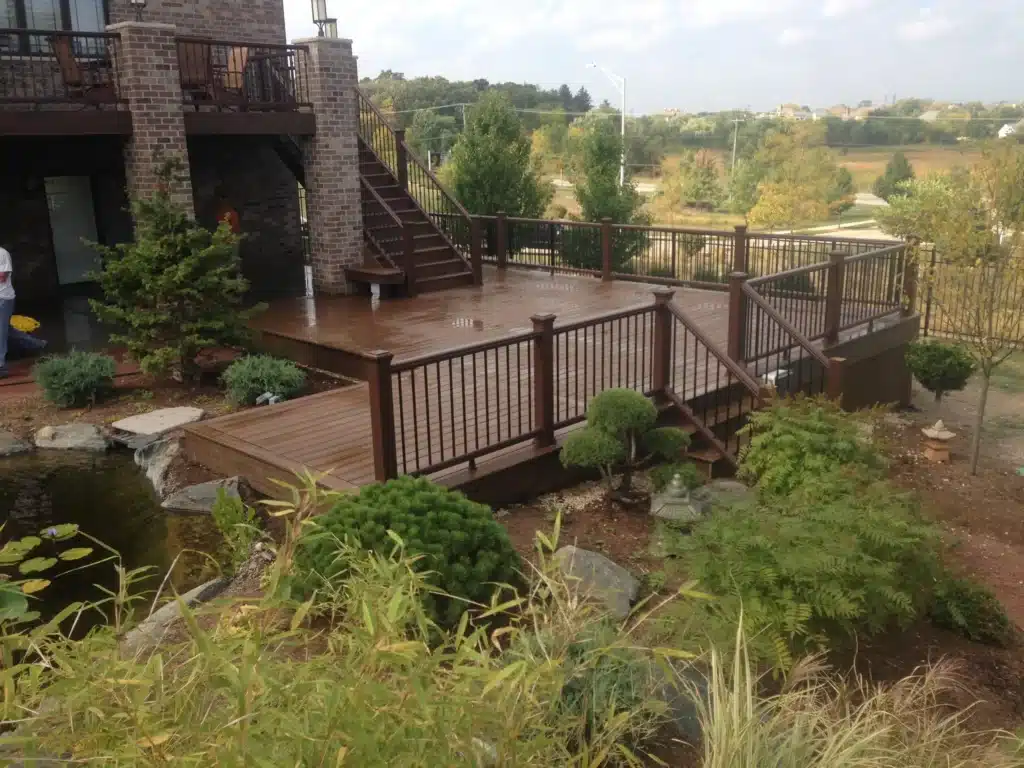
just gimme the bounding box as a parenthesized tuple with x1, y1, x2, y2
(2, 0, 106, 53)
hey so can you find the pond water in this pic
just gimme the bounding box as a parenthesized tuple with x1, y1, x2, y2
(0, 451, 223, 631)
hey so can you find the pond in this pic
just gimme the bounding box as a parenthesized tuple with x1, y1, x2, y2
(0, 450, 223, 632)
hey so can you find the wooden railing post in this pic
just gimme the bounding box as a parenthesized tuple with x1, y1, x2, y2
(733, 224, 748, 273)
(366, 351, 398, 481)
(496, 212, 508, 269)
(727, 271, 749, 363)
(394, 128, 409, 190)
(402, 226, 417, 297)
(470, 217, 483, 285)
(601, 218, 613, 282)
(824, 249, 847, 345)
(652, 288, 675, 396)
(902, 238, 919, 318)
(532, 313, 556, 448)
(825, 356, 847, 409)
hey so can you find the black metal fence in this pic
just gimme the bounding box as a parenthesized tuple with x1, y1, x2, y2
(0, 29, 122, 105)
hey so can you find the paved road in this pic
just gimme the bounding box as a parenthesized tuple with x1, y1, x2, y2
(552, 178, 659, 195)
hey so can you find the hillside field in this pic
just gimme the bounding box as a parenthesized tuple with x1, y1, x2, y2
(837, 145, 981, 191)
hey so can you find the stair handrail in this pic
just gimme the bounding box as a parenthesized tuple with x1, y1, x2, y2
(741, 281, 831, 368)
(399, 137, 473, 221)
(360, 176, 403, 228)
(666, 303, 765, 400)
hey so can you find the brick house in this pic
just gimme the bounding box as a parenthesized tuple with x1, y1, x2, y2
(0, 0, 368, 313)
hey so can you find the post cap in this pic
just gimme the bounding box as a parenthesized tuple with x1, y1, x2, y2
(530, 313, 556, 327)
(652, 287, 675, 303)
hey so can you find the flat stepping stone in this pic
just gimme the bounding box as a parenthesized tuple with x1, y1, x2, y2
(0, 430, 30, 457)
(34, 424, 109, 452)
(162, 477, 242, 515)
(112, 407, 205, 436)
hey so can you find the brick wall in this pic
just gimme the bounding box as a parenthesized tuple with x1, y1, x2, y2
(109, 22, 194, 213)
(301, 37, 361, 294)
(108, 0, 286, 45)
(188, 136, 305, 299)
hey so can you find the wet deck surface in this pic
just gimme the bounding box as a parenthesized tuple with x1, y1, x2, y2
(186, 268, 736, 494)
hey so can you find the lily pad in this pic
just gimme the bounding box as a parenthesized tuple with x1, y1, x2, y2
(59, 547, 93, 562)
(0, 589, 28, 621)
(40, 523, 79, 541)
(18, 557, 57, 575)
(21, 579, 50, 594)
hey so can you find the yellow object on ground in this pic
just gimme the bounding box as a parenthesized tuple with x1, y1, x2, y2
(10, 315, 40, 333)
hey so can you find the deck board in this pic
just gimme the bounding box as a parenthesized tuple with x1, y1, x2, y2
(184, 266, 856, 495)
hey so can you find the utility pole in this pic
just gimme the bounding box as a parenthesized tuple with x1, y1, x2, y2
(730, 118, 741, 176)
(589, 63, 627, 187)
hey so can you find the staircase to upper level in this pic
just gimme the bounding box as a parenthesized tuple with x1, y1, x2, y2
(351, 90, 478, 296)
(351, 138, 475, 294)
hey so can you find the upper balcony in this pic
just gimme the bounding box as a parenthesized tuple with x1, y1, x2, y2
(0, 29, 314, 137)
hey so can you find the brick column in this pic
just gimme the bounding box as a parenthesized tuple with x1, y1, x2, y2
(108, 21, 193, 213)
(297, 36, 361, 294)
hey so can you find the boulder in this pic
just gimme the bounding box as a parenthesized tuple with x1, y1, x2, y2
(652, 663, 709, 743)
(111, 432, 160, 452)
(162, 476, 243, 515)
(553, 545, 639, 620)
(120, 577, 227, 653)
(135, 437, 180, 497)
(33, 424, 109, 452)
(689, 479, 753, 512)
(111, 406, 204, 436)
(0, 430, 31, 457)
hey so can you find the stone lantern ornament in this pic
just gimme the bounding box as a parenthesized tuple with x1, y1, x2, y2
(650, 473, 703, 527)
(921, 420, 956, 463)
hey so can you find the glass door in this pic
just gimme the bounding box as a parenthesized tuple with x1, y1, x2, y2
(44, 175, 100, 286)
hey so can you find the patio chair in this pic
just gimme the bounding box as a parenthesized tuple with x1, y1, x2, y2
(177, 40, 214, 106)
(215, 46, 250, 106)
(49, 34, 114, 105)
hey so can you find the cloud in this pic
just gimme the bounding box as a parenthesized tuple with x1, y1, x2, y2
(898, 7, 956, 41)
(821, 0, 873, 17)
(778, 26, 815, 45)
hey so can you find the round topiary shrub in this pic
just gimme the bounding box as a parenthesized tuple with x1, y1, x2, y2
(222, 355, 306, 405)
(905, 341, 975, 403)
(293, 476, 520, 627)
(34, 351, 117, 408)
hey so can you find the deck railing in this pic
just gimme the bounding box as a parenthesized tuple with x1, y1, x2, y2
(176, 37, 310, 111)
(0, 29, 122, 106)
(365, 289, 766, 480)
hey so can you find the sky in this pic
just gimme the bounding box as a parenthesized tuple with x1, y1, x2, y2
(282, 0, 1024, 114)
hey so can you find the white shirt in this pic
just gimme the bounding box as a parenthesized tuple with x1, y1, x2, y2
(0, 248, 13, 301)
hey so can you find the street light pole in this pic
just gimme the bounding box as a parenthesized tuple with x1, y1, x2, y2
(589, 63, 626, 187)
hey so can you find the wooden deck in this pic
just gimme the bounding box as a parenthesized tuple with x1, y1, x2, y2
(185, 267, 735, 495)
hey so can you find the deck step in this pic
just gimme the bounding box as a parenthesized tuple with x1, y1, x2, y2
(415, 257, 467, 279)
(344, 265, 406, 285)
(416, 272, 475, 292)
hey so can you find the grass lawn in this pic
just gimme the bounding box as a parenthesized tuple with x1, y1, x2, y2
(838, 145, 981, 191)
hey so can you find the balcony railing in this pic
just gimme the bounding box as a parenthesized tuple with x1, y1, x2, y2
(0, 29, 123, 107)
(176, 37, 310, 112)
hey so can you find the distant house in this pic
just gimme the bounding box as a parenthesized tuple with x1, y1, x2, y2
(919, 110, 941, 123)
(998, 121, 1024, 139)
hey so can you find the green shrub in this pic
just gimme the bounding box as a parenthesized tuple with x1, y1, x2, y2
(929, 575, 1013, 646)
(739, 396, 885, 497)
(222, 355, 306, 405)
(560, 389, 690, 494)
(210, 488, 259, 576)
(906, 341, 976, 402)
(34, 351, 117, 408)
(664, 471, 943, 669)
(772, 271, 816, 295)
(292, 476, 520, 626)
(649, 462, 705, 492)
(692, 265, 725, 284)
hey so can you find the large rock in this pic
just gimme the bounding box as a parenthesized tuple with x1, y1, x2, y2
(553, 545, 639, 620)
(111, 406, 204, 437)
(162, 477, 242, 515)
(653, 663, 710, 742)
(0, 430, 30, 457)
(33, 424, 109, 452)
(135, 437, 180, 497)
(689, 479, 754, 512)
(120, 577, 227, 653)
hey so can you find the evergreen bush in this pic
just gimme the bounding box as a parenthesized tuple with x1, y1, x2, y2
(89, 157, 258, 383)
(222, 355, 306, 405)
(929, 575, 1013, 646)
(292, 476, 520, 627)
(905, 341, 976, 403)
(560, 389, 690, 495)
(34, 351, 116, 408)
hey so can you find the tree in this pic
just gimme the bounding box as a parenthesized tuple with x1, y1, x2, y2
(90, 157, 255, 383)
(573, 119, 646, 224)
(444, 91, 552, 217)
(879, 142, 1024, 473)
(873, 151, 915, 201)
(662, 150, 723, 208)
(406, 109, 459, 161)
(829, 166, 856, 215)
(572, 86, 592, 114)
